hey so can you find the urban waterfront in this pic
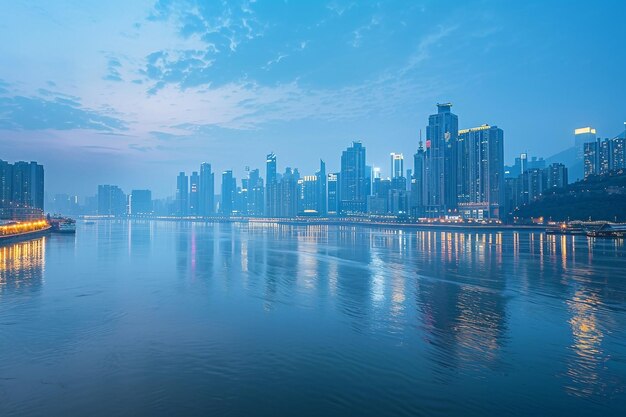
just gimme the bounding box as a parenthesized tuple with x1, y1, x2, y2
(1, 221, 625, 416)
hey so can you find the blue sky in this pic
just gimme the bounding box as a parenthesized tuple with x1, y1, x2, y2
(1, 0, 625, 197)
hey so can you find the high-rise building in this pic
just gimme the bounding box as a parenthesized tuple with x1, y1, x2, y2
(221, 170, 236, 215)
(390, 153, 404, 178)
(316, 160, 327, 216)
(546, 163, 568, 189)
(0, 160, 13, 208)
(411, 141, 426, 217)
(10, 161, 44, 211)
(247, 168, 264, 216)
(189, 171, 199, 215)
(98, 185, 126, 216)
(175, 172, 189, 216)
(130, 190, 152, 215)
(327, 173, 339, 215)
(279, 168, 299, 217)
(584, 137, 625, 177)
(265, 153, 279, 217)
(424, 103, 459, 217)
(457, 124, 505, 219)
(199, 163, 215, 216)
(298, 175, 320, 215)
(339, 141, 367, 214)
(574, 127, 597, 160)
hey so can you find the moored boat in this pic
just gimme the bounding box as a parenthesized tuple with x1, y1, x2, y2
(0, 219, 51, 244)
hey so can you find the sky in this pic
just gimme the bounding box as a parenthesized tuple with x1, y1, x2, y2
(0, 0, 625, 198)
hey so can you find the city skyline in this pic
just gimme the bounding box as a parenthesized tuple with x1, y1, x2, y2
(1, 1, 625, 197)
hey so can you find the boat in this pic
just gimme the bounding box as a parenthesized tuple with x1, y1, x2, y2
(0, 219, 51, 244)
(48, 216, 77, 234)
(586, 223, 626, 238)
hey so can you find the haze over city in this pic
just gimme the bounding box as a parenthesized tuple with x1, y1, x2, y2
(1, 0, 625, 197)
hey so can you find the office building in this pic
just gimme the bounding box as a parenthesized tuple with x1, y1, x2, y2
(175, 172, 189, 216)
(199, 163, 215, 216)
(266, 153, 279, 217)
(327, 173, 339, 215)
(130, 189, 152, 215)
(546, 163, 568, 189)
(98, 185, 126, 216)
(457, 124, 504, 219)
(339, 141, 367, 214)
(316, 160, 327, 216)
(189, 171, 199, 215)
(247, 168, 264, 216)
(279, 168, 299, 217)
(574, 127, 597, 160)
(584, 136, 626, 177)
(424, 103, 459, 217)
(221, 170, 236, 215)
(390, 153, 404, 179)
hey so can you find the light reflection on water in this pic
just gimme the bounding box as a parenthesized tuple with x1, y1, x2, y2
(0, 221, 625, 417)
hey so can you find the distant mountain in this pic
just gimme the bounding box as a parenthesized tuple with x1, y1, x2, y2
(514, 170, 626, 222)
(545, 145, 584, 182)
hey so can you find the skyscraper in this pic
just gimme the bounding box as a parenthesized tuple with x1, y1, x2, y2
(98, 185, 126, 216)
(265, 153, 279, 217)
(316, 160, 327, 216)
(456, 124, 504, 219)
(424, 103, 459, 217)
(246, 168, 264, 216)
(11, 161, 44, 211)
(199, 162, 215, 216)
(574, 127, 597, 160)
(390, 153, 404, 178)
(546, 163, 568, 189)
(221, 170, 236, 215)
(339, 141, 367, 214)
(411, 141, 426, 217)
(584, 136, 626, 177)
(279, 168, 299, 217)
(327, 173, 339, 215)
(189, 171, 199, 215)
(130, 190, 152, 215)
(176, 172, 189, 216)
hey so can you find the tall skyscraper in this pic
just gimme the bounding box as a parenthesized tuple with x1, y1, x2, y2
(130, 190, 152, 215)
(176, 172, 189, 216)
(339, 141, 367, 214)
(390, 153, 404, 178)
(584, 136, 626, 177)
(574, 127, 597, 160)
(98, 185, 126, 216)
(199, 162, 215, 216)
(298, 175, 319, 215)
(411, 141, 426, 217)
(546, 163, 568, 189)
(457, 124, 504, 219)
(189, 171, 199, 215)
(424, 103, 459, 217)
(0, 160, 13, 208)
(221, 170, 236, 215)
(10, 161, 44, 211)
(327, 173, 339, 215)
(316, 160, 327, 216)
(247, 168, 264, 216)
(279, 168, 299, 217)
(265, 153, 279, 217)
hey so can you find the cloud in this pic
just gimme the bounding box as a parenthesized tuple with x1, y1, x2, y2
(0, 95, 128, 131)
(104, 57, 123, 82)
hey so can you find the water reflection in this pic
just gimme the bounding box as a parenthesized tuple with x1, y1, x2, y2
(0, 237, 45, 296)
(1, 222, 626, 416)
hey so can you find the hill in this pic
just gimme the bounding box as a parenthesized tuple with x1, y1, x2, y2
(513, 170, 626, 222)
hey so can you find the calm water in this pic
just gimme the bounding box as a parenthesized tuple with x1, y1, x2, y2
(1, 221, 626, 416)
